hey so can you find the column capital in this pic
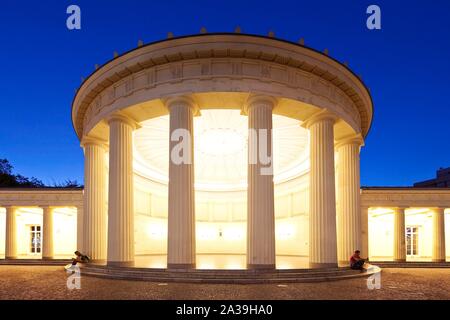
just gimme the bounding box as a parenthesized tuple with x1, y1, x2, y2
(107, 112, 141, 130)
(242, 94, 277, 115)
(335, 133, 365, 149)
(430, 207, 446, 214)
(164, 95, 200, 116)
(301, 109, 339, 129)
(393, 206, 408, 212)
(40, 206, 55, 211)
(80, 136, 108, 149)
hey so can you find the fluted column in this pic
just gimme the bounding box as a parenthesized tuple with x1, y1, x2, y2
(167, 96, 197, 269)
(245, 95, 276, 269)
(81, 137, 107, 262)
(76, 206, 83, 252)
(336, 134, 364, 266)
(303, 110, 338, 268)
(393, 207, 406, 262)
(5, 206, 18, 259)
(361, 206, 370, 259)
(431, 208, 446, 262)
(42, 206, 54, 259)
(107, 114, 137, 267)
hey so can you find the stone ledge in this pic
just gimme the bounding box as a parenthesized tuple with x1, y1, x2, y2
(77, 264, 379, 284)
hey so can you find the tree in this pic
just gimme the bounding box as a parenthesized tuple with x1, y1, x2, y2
(0, 159, 13, 175)
(0, 159, 50, 188)
(52, 179, 83, 188)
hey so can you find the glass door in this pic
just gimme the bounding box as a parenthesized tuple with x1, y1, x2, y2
(406, 226, 419, 256)
(30, 225, 41, 254)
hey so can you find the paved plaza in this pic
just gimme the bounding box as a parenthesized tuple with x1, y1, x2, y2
(0, 266, 448, 300)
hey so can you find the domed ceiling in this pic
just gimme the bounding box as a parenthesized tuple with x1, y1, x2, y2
(134, 110, 309, 191)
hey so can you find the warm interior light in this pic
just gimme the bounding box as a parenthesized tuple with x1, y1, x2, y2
(276, 223, 295, 240)
(147, 223, 166, 239)
(196, 128, 246, 157)
(134, 109, 309, 191)
(197, 225, 218, 240)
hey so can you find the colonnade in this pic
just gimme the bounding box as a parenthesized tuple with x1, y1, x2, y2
(361, 206, 447, 262)
(2, 96, 446, 266)
(4, 205, 82, 259)
(79, 95, 365, 269)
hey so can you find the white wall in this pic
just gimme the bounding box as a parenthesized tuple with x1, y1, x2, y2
(134, 184, 309, 256)
(369, 212, 394, 259)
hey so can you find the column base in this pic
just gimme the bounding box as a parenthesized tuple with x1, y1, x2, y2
(393, 258, 406, 262)
(167, 263, 196, 269)
(42, 257, 54, 260)
(247, 264, 276, 270)
(432, 258, 446, 263)
(5, 256, 17, 260)
(338, 260, 351, 267)
(107, 261, 134, 267)
(90, 259, 106, 264)
(309, 262, 338, 269)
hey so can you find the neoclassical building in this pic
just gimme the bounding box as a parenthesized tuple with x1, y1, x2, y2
(1, 33, 449, 271)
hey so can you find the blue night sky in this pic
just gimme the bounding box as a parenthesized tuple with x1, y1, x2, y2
(0, 0, 449, 186)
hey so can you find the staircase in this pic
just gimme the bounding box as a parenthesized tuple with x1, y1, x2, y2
(372, 261, 450, 268)
(78, 264, 380, 284)
(0, 259, 72, 266)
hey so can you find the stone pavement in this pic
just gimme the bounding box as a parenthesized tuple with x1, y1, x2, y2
(0, 266, 448, 300)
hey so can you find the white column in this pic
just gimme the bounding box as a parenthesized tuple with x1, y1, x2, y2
(393, 207, 406, 262)
(246, 95, 276, 269)
(303, 111, 338, 268)
(5, 206, 18, 259)
(107, 114, 137, 267)
(42, 206, 54, 260)
(361, 206, 370, 259)
(81, 138, 107, 262)
(167, 96, 197, 269)
(76, 205, 83, 252)
(432, 208, 446, 262)
(336, 135, 364, 266)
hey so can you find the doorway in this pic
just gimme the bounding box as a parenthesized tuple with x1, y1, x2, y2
(406, 226, 419, 256)
(30, 225, 41, 254)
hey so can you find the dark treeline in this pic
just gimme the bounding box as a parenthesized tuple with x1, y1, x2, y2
(0, 159, 82, 188)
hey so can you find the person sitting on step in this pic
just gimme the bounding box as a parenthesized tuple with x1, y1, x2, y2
(71, 251, 90, 266)
(349, 250, 368, 270)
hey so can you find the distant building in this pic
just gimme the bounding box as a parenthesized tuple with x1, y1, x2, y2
(414, 167, 450, 188)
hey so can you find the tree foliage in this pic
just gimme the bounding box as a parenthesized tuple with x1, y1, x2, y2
(0, 158, 81, 188)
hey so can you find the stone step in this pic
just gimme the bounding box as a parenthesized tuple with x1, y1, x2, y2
(79, 266, 359, 278)
(0, 259, 71, 266)
(372, 261, 450, 268)
(80, 269, 374, 284)
(77, 265, 378, 283)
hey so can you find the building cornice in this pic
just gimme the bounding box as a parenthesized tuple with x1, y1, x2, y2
(72, 33, 373, 140)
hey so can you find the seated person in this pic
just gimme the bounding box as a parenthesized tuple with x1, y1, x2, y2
(71, 251, 90, 266)
(349, 250, 368, 270)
